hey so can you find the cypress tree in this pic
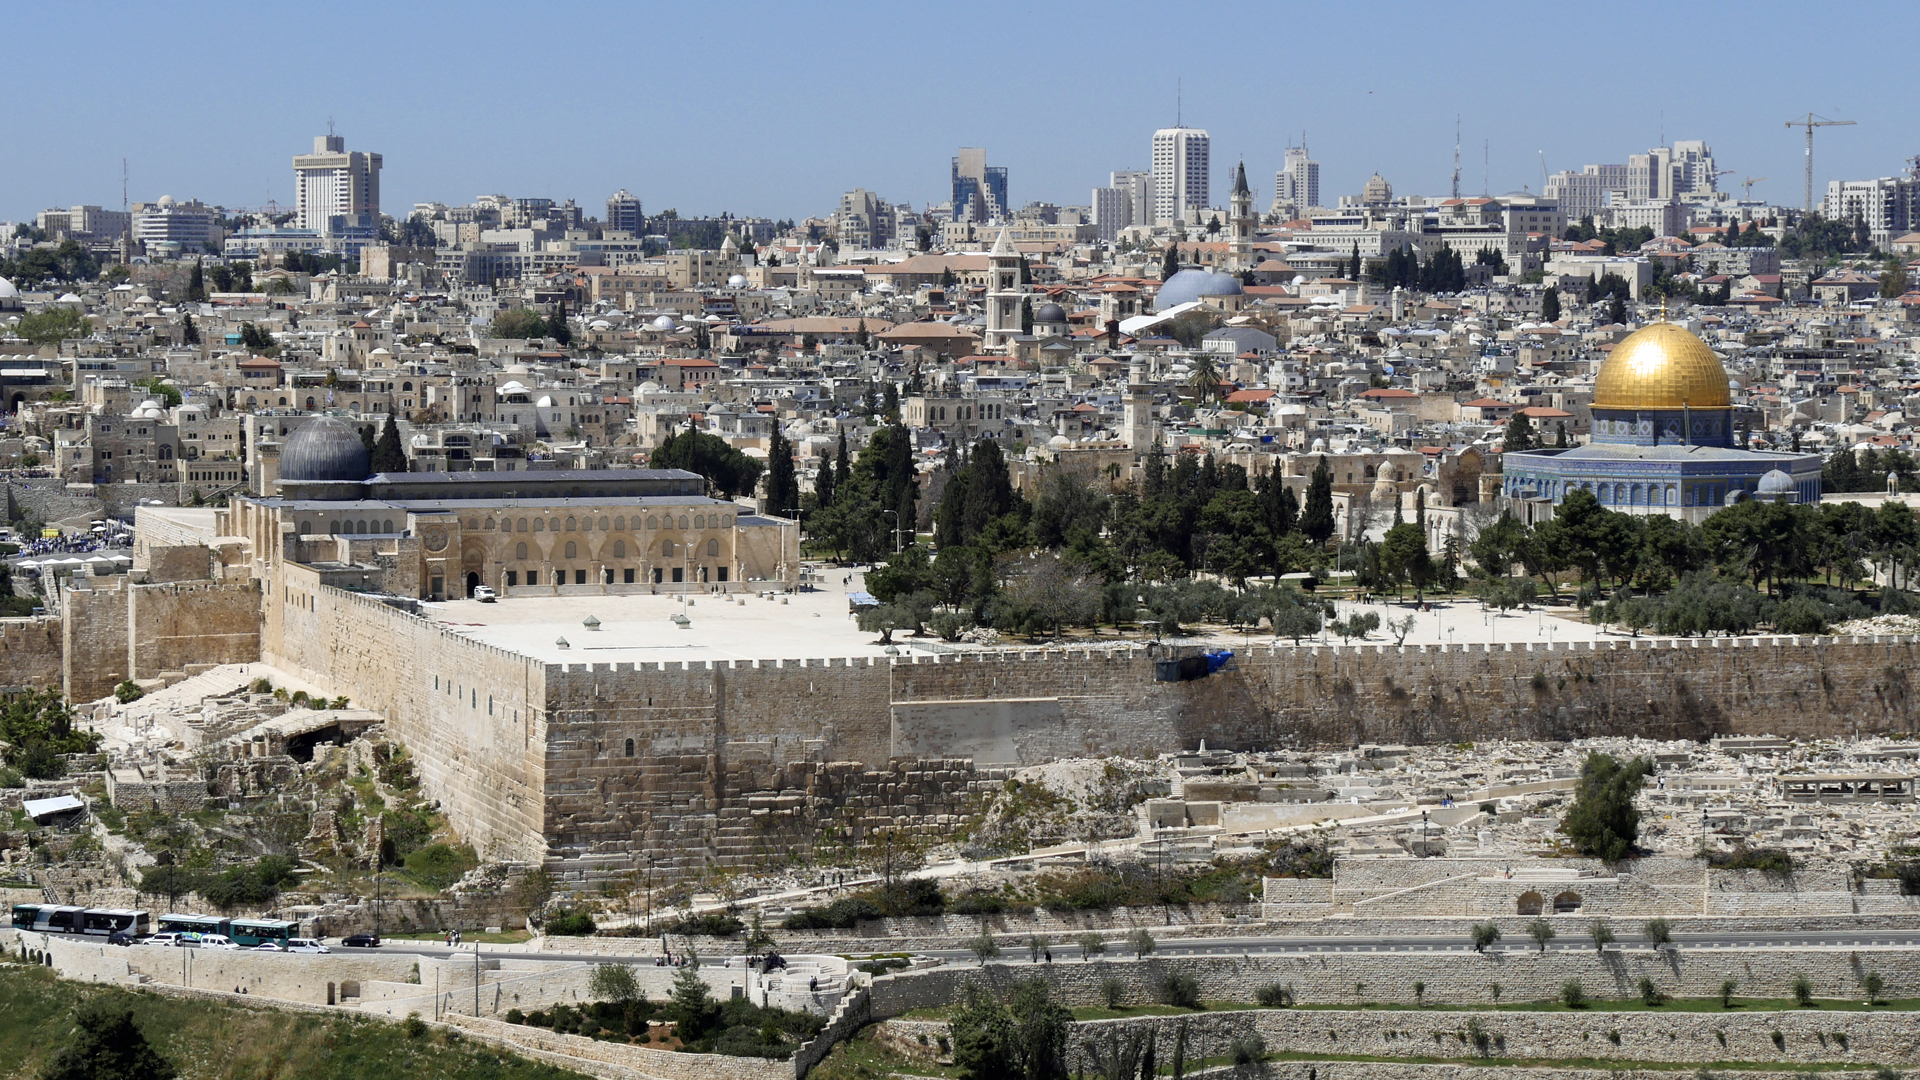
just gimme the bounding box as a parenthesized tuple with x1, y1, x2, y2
(370, 415, 407, 473)
(766, 425, 799, 518)
(1348, 243, 1361, 280)
(186, 261, 206, 302)
(1161, 243, 1179, 280)
(1541, 285, 1561, 322)
(180, 312, 199, 345)
(815, 447, 837, 510)
(1301, 456, 1336, 545)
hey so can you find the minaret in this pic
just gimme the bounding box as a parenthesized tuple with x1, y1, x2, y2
(1123, 355, 1158, 450)
(1229, 161, 1254, 271)
(983, 227, 1022, 352)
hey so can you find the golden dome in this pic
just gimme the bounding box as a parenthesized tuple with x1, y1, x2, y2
(1593, 322, 1731, 410)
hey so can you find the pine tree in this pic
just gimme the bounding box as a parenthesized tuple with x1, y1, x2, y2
(855, 318, 870, 347)
(1503, 412, 1538, 453)
(180, 312, 199, 345)
(1541, 285, 1561, 322)
(370, 415, 407, 474)
(1608, 294, 1626, 325)
(40, 1001, 177, 1080)
(186, 261, 206, 302)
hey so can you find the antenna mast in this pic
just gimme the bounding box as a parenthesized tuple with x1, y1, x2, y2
(1482, 140, 1489, 197)
(121, 158, 130, 265)
(1176, 79, 1181, 127)
(1451, 117, 1461, 199)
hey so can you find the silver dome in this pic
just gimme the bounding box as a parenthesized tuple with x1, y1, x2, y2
(280, 417, 370, 483)
(1157, 269, 1244, 308)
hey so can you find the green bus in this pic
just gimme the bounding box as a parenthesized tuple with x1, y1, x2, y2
(227, 919, 300, 947)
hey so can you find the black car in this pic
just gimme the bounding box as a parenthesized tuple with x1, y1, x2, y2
(341, 934, 381, 948)
(106, 931, 136, 947)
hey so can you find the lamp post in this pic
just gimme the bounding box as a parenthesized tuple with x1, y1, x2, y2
(881, 509, 903, 554)
(644, 854, 654, 937)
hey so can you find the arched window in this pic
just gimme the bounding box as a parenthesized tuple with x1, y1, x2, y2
(517, 518, 528, 531)
(516, 542, 529, 560)
(1553, 891, 1583, 914)
(613, 539, 626, 558)
(624, 738, 635, 757)
(403, 381, 413, 391)
(662, 539, 675, 556)
(566, 517, 577, 531)
(383, 519, 394, 532)
(465, 518, 479, 530)
(598, 517, 610, 530)
(706, 539, 719, 557)
(679, 515, 690, 530)
(694, 514, 706, 530)
(614, 517, 625, 530)
(647, 516, 658, 529)
(533, 519, 544, 532)
(565, 541, 577, 559)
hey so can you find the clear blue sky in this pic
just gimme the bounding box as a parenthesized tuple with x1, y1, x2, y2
(5, 1, 1915, 223)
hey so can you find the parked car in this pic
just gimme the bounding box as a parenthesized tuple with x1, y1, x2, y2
(285, 939, 331, 954)
(146, 932, 185, 947)
(341, 934, 381, 948)
(106, 931, 137, 947)
(195, 934, 240, 950)
(252, 941, 286, 951)
(473, 586, 497, 602)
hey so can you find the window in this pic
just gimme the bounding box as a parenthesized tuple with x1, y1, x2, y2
(614, 516, 625, 530)
(565, 517, 577, 531)
(679, 515, 690, 530)
(647, 516, 658, 529)
(565, 541, 577, 559)
(623, 568, 635, 583)
(506, 571, 518, 586)
(652, 568, 662, 584)
(533, 519, 544, 532)
(694, 515, 706, 529)
(717, 566, 728, 582)
(671, 567, 684, 582)
(613, 540, 626, 558)
(517, 518, 528, 531)
(662, 539, 675, 556)
(516, 542, 529, 560)
(706, 539, 719, 557)
(527, 571, 539, 585)
(625, 738, 635, 757)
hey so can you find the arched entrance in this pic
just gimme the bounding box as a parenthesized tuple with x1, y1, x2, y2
(1516, 890, 1544, 916)
(465, 572, 480, 597)
(1553, 891, 1583, 914)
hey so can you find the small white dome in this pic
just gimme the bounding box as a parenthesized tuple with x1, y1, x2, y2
(57, 292, 82, 303)
(536, 395, 555, 408)
(727, 274, 748, 288)
(589, 319, 612, 331)
(1048, 434, 1071, 449)
(652, 315, 676, 330)
(0, 277, 17, 298)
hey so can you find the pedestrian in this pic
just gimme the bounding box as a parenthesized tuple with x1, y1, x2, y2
(1043, 949, 1051, 963)
(809, 975, 817, 993)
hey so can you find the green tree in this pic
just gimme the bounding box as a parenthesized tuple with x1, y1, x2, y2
(950, 983, 1015, 1080)
(185, 262, 206, 302)
(589, 963, 642, 1004)
(40, 1000, 177, 1080)
(179, 313, 199, 345)
(1541, 285, 1561, 322)
(668, 955, 717, 1039)
(1161, 243, 1179, 281)
(650, 426, 765, 498)
(1527, 918, 1556, 952)
(1300, 456, 1336, 545)
(1502, 411, 1538, 453)
(17, 306, 88, 346)
(766, 425, 800, 518)
(1380, 523, 1434, 599)
(1562, 752, 1652, 861)
(369, 415, 407, 474)
(488, 308, 548, 339)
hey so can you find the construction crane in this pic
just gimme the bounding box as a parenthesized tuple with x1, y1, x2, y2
(1785, 113, 1856, 214)
(1740, 176, 1768, 201)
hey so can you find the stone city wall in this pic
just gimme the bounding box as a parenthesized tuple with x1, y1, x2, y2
(864, 948, 1920, 1014)
(264, 577, 550, 862)
(0, 616, 62, 691)
(60, 580, 129, 702)
(444, 1014, 793, 1080)
(128, 579, 260, 682)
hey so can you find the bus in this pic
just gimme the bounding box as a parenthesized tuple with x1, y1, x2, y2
(10, 905, 84, 933)
(227, 919, 299, 947)
(81, 909, 150, 937)
(157, 913, 227, 937)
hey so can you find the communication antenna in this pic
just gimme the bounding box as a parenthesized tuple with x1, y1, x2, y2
(1482, 140, 1489, 197)
(1539, 150, 1547, 192)
(328, 116, 336, 139)
(121, 158, 130, 265)
(1176, 79, 1181, 127)
(1451, 117, 1461, 199)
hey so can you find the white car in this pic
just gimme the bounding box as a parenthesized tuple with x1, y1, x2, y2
(473, 586, 497, 603)
(194, 934, 240, 950)
(252, 941, 286, 951)
(285, 939, 331, 954)
(146, 932, 186, 947)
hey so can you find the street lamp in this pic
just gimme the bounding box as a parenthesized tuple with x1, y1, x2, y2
(881, 509, 903, 554)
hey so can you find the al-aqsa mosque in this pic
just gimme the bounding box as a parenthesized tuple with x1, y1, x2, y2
(1501, 320, 1820, 523)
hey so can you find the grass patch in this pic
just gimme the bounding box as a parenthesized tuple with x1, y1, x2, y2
(0, 965, 589, 1080)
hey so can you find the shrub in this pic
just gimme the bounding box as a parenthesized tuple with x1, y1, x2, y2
(505, 1008, 525, 1024)
(544, 910, 597, 936)
(1229, 1035, 1265, 1067)
(1101, 976, 1126, 1009)
(1792, 974, 1814, 1007)
(526, 1011, 549, 1027)
(1707, 846, 1795, 876)
(782, 897, 882, 930)
(948, 890, 1010, 915)
(1412, 980, 1425, 1006)
(1158, 972, 1201, 1010)
(1077, 932, 1107, 959)
(1589, 920, 1615, 952)
(402, 1013, 427, 1038)
(114, 680, 144, 704)
(1128, 928, 1155, 959)
(1255, 983, 1295, 1008)
(1643, 917, 1673, 947)
(1863, 970, 1885, 1004)
(665, 912, 745, 938)
(1719, 979, 1738, 1008)
(1559, 979, 1587, 1009)
(1637, 977, 1666, 1006)
(1469, 922, 1501, 952)
(969, 932, 1000, 963)
(1770, 1029, 1785, 1051)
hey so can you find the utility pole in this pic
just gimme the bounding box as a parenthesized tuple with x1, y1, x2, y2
(1784, 113, 1856, 215)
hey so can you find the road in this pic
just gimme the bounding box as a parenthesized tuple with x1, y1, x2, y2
(360, 927, 1920, 968)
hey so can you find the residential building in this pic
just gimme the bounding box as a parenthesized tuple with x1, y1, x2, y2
(832, 189, 903, 249)
(606, 190, 643, 234)
(1824, 176, 1920, 248)
(1151, 127, 1210, 224)
(1272, 145, 1320, 218)
(133, 197, 221, 253)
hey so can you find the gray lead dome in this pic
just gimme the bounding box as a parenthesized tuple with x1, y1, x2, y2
(280, 417, 370, 482)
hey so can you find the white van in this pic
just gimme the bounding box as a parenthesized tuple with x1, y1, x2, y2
(192, 934, 240, 950)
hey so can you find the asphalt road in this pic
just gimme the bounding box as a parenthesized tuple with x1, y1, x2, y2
(359, 927, 1920, 967)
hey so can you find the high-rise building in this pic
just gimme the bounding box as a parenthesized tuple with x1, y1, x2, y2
(1092, 170, 1153, 240)
(606, 190, 643, 235)
(952, 148, 1009, 224)
(1825, 175, 1920, 248)
(293, 134, 382, 236)
(1151, 127, 1210, 224)
(133, 197, 219, 251)
(1272, 145, 1319, 218)
(832, 189, 904, 249)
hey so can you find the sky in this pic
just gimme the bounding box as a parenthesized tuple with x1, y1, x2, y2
(4, 1, 1917, 225)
